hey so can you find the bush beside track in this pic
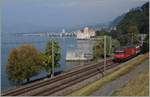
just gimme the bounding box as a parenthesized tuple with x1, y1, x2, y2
(69, 53, 149, 96)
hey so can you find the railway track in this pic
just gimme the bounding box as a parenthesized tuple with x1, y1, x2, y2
(36, 62, 118, 96)
(2, 59, 118, 96)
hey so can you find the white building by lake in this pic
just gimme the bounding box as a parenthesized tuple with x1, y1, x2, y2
(76, 27, 96, 39)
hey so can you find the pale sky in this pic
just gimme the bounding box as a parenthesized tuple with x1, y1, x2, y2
(2, 0, 149, 33)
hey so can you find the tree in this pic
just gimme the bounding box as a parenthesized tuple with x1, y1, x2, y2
(6, 44, 42, 84)
(95, 30, 108, 36)
(93, 38, 104, 60)
(42, 40, 61, 77)
(141, 35, 149, 53)
(127, 25, 139, 44)
(111, 39, 120, 52)
(93, 36, 119, 60)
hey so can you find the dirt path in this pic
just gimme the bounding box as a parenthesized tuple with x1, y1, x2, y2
(91, 59, 149, 96)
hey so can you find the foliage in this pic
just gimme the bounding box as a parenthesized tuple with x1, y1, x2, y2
(93, 36, 120, 60)
(117, 10, 143, 33)
(141, 35, 149, 53)
(95, 30, 108, 36)
(93, 38, 104, 59)
(109, 30, 121, 39)
(116, 2, 149, 45)
(127, 25, 139, 44)
(42, 40, 61, 77)
(111, 39, 120, 52)
(39, 53, 52, 74)
(6, 44, 42, 84)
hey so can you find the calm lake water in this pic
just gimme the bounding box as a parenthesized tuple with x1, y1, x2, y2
(1, 33, 94, 91)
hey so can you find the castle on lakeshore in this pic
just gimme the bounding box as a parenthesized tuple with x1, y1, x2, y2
(76, 27, 96, 39)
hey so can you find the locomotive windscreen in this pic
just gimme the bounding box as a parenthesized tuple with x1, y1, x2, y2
(114, 47, 125, 53)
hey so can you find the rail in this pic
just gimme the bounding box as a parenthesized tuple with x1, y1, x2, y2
(2, 59, 117, 96)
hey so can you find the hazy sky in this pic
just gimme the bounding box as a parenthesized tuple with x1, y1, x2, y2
(2, 0, 148, 33)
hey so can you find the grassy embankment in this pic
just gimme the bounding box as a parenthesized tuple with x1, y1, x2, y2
(69, 53, 149, 96)
(111, 69, 149, 96)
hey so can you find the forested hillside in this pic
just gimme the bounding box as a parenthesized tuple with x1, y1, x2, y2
(117, 2, 149, 34)
(115, 2, 149, 45)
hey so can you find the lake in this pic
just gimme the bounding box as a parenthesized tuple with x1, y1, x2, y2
(1, 33, 94, 91)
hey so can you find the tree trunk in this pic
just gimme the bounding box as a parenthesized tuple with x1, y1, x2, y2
(47, 74, 51, 78)
(47, 71, 51, 78)
(27, 78, 30, 83)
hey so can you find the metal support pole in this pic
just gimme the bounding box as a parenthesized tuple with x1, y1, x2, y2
(132, 32, 134, 45)
(109, 36, 112, 55)
(51, 40, 54, 77)
(104, 36, 106, 74)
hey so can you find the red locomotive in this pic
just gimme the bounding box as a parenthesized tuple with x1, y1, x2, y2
(113, 45, 140, 62)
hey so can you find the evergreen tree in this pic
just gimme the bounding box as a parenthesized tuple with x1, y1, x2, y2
(42, 40, 61, 77)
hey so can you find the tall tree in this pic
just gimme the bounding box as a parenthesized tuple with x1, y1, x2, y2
(6, 44, 42, 84)
(42, 40, 61, 77)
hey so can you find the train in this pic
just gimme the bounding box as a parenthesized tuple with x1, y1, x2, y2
(113, 45, 141, 62)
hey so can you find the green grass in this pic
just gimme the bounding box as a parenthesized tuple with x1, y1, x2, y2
(111, 69, 149, 96)
(68, 54, 149, 96)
